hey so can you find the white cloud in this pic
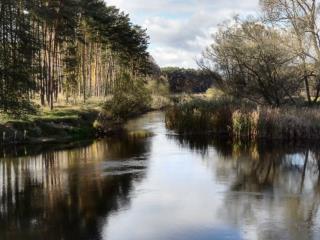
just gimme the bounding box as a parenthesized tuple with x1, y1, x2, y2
(151, 46, 197, 68)
(107, 0, 260, 68)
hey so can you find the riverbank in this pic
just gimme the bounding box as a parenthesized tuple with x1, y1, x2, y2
(0, 103, 101, 144)
(1, 110, 319, 240)
(0, 95, 170, 145)
(165, 97, 320, 141)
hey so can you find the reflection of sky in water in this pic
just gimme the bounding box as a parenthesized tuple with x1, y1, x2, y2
(285, 153, 306, 167)
(1, 112, 320, 240)
(104, 112, 320, 240)
(103, 132, 243, 240)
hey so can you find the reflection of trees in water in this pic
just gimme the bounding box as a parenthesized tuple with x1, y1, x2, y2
(170, 134, 320, 240)
(167, 134, 233, 157)
(226, 143, 320, 194)
(0, 140, 94, 159)
(220, 143, 320, 240)
(0, 135, 151, 240)
(169, 134, 320, 192)
(218, 144, 320, 239)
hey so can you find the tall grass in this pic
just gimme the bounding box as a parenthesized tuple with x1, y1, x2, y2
(166, 98, 243, 135)
(166, 98, 320, 140)
(253, 107, 320, 140)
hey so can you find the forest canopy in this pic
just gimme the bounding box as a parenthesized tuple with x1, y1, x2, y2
(0, 0, 151, 113)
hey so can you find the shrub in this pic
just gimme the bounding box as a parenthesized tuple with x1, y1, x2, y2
(104, 73, 151, 120)
(146, 77, 170, 109)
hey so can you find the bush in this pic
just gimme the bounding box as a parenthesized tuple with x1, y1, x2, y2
(146, 76, 170, 97)
(104, 73, 151, 120)
(146, 76, 170, 109)
(0, 100, 39, 119)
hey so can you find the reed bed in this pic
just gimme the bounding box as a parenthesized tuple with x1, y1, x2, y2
(165, 99, 320, 140)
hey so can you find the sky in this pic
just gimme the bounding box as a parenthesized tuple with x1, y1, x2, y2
(107, 0, 260, 68)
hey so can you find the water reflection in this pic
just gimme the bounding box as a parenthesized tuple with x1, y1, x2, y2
(0, 135, 151, 240)
(1, 112, 320, 240)
(172, 134, 320, 194)
(170, 134, 320, 240)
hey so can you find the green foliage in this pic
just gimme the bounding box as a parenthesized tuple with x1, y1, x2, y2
(0, 0, 151, 113)
(0, 0, 38, 114)
(146, 77, 170, 97)
(145, 76, 171, 109)
(104, 73, 151, 120)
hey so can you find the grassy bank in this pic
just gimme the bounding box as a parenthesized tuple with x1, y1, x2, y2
(0, 102, 102, 144)
(0, 93, 170, 145)
(165, 97, 320, 141)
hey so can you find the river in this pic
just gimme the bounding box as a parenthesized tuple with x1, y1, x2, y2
(0, 112, 320, 240)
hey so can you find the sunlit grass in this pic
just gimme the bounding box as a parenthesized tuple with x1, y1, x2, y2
(0, 97, 105, 124)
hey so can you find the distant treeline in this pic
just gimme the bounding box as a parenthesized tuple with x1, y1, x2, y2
(161, 67, 216, 93)
(0, 0, 151, 113)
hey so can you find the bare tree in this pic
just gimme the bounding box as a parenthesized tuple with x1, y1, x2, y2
(200, 19, 302, 106)
(261, 0, 320, 103)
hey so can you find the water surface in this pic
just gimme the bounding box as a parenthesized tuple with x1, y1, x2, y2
(1, 112, 320, 240)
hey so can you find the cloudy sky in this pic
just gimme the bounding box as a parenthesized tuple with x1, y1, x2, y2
(108, 0, 260, 68)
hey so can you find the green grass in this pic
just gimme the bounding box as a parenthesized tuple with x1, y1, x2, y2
(0, 99, 104, 123)
(0, 99, 105, 143)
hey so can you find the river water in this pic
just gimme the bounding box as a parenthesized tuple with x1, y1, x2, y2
(1, 112, 320, 240)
